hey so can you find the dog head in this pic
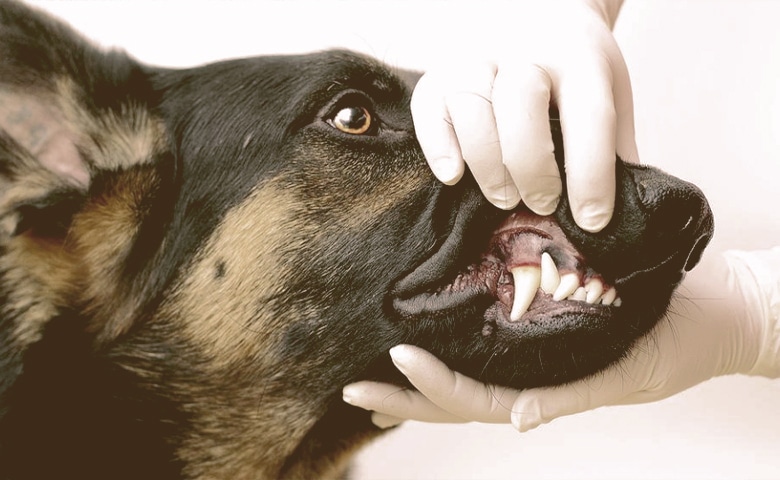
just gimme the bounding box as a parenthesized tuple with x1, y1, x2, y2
(0, 2, 713, 479)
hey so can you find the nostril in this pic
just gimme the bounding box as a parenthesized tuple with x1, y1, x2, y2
(684, 232, 711, 271)
(681, 214, 694, 231)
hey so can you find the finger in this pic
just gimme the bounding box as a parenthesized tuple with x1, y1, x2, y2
(410, 72, 466, 185)
(443, 63, 521, 209)
(492, 63, 561, 215)
(510, 369, 630, 432)
(610, 49, 640, 164)
(390, 345, 518, 423)
(371, 412, 406, 429)
(342, 381, 467, 424)
(554, 56, 617, 232)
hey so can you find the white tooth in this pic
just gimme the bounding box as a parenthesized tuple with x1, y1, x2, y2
(540, 252, 560, 294)
(613, 297, 623, 307)
(585, 278, 604, 304)
(601, 287, 617, 305)
(510, 266, 541, 321)
(569, 287, 587, 302)
(553, 273, 579, 301)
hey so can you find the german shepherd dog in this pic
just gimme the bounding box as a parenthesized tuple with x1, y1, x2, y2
(0, 1, 713, 479)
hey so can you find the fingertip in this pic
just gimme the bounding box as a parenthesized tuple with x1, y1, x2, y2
(486, 188, 522, 211)
(388, 344, 413, 358)
(371, 412, 405, 429)
(341, 382, 368, 406)
(510, 411, 536, 432)
(573, 203, 614, 233)
(510, 396, 549, 432)
(523, 192, 560, 217)
(388, 344, 417, 372)
(389, 345, 452, 385)
(341, 387, 355, 405)
(428, 157, 466, 185)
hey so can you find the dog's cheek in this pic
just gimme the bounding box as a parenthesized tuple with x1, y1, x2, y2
(160, 179, 302, 373)
(149, 179, 330, 474)
(286, 130, 430, 207)
(269, 147, 441, 384)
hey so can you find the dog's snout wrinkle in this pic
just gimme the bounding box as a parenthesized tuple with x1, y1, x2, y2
(392, 187, 486, 297)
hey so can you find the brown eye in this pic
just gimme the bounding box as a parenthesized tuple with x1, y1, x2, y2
(330, 106, 372, 135)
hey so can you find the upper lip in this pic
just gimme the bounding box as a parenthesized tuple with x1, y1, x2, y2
(391, 203, 621, 323)
(390, 188, 488, 299)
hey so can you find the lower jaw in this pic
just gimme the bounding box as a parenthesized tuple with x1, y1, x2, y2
(490, 291, 617, 326)
(393, 292, 618, 346)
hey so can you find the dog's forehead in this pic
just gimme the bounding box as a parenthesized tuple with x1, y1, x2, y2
(292, 49, 410, 95)
(155, 50, 410, 144)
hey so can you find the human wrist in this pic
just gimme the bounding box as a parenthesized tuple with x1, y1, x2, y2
(725, 248, 780, 378)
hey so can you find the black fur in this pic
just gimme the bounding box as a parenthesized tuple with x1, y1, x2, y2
(0, 1, 714, 478)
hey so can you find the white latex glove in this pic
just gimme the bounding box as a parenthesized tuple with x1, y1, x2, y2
(342, 248, 780, 431)
(411, 0, 637, 232)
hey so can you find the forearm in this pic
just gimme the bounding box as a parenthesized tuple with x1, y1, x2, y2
(582, 0, 625, 29)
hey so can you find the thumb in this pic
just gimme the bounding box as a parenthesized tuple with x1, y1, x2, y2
(510, 372, 630, 432)
(391, 345, 519, 424)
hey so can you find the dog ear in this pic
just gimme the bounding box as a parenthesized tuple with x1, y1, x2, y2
(0, 1, 165, 239)
(0, 2, 174, 346)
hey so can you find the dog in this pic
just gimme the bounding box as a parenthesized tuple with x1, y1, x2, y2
(0, 1, 714, 479)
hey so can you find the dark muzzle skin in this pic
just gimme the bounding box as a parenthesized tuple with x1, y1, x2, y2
(385, 119, 714, 390)
(0, 1, 715, 473)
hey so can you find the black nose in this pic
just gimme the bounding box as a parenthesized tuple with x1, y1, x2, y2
(554, 160, 715, 286)
(546, 113, 714, 284)
(631, 163, 714, 272)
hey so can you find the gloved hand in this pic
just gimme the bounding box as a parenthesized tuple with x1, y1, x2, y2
(411, 0, 637, 232)
(342, 248, 780, 431)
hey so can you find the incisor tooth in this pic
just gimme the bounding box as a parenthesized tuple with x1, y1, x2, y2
(510, 266, 541, 321)
(570, 286, 587, 302)
(585, 278, 604, 304)
(601, 287, 617, 305)
(540, 252, 560, 294)
(553, 273, 579, 301)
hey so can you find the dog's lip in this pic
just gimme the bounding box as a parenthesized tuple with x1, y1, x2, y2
(391, 209, 620, 322)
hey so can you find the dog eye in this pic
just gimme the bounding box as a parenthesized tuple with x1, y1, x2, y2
(329, 106, 372, 135)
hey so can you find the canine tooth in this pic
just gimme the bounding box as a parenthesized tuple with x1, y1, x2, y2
(510, 266, 541, 321)
(540, 252, 560, 294)
(569, 287, 587, 302)
(585, 278, 604, 304)
(613, 297, 622, 307)
(553, 273, 579, 301)
(601, 287, 617, 305)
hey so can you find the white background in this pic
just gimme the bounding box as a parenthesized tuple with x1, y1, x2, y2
(26, 1, 780, 478)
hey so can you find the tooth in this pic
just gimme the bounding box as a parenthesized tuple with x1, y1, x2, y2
(540, 252, 560, 294)
(585, 278, 604, 304)
(601, 287, 617, 305)
(613, 297, 622, 307)
(569, 286, 587, 302)
(553, 273, 579, 301)
(510, 266, 541, 321)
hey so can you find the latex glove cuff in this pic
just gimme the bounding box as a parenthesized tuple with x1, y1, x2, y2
(728, 247, 780, 378)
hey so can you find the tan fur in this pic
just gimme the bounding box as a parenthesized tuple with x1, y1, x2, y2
(55, 78, 167, 341)
(335, 173, 427, 231)
(0, 13, 429, 474)
(1, 235, 74, 349)
(69, 165, 162, 342)
(157, 169, 428, 478)
(55, 78, 167, 172)
(165, 179, 302, 370)
(158, 179, 322, 479)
